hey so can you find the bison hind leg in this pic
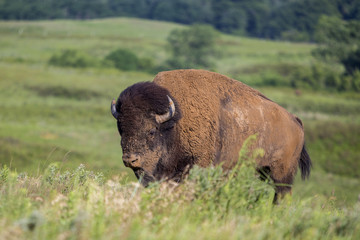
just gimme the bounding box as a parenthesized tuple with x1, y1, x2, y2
(273, 173, 294, 204)
(257, 166, 294, 204)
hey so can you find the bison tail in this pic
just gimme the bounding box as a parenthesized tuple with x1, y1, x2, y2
(299, 144, 312, 180)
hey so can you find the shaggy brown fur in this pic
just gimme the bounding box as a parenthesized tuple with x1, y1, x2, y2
(112, 69, 311, 198)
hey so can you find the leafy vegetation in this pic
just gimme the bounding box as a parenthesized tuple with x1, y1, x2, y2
(47, 25, 218, 73)
(48, 48, 156, 73)
(289, 63, 344, 91)
(313, 16, 360, 70)
(104, 48, 155, 73)
(48, 49, 98, 68)
(310, 16, 360, 92)
(1, 163, 360, 239)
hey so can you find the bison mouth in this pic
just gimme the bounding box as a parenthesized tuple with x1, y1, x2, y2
(133, 168, 155, 187)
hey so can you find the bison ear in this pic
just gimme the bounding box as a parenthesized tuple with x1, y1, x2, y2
(155, 95, 175, 124)
(111, 99, 121, 119)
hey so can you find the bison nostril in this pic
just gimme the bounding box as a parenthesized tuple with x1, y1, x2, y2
(123, 154, 140, 167)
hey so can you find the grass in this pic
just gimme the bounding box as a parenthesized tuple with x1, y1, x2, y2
(1, 163, 359, 239)
(0, 63, 140, 176)
(0, 17, 360, 236)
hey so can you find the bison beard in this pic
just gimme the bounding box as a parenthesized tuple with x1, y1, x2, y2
(111, 69, 312, 201)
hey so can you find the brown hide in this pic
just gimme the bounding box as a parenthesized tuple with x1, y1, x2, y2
(153, 69, 305, 194)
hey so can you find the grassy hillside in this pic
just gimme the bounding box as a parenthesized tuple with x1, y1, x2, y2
(0, 17, 359, 218)
(0, 18, 313, 69)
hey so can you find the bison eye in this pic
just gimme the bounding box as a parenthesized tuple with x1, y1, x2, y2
(149, 128, 157, 136)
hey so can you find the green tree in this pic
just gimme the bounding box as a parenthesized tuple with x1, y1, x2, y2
(1, 0, 360, 42)
(313, 16, 360, 74)
(152, 0, 213, 24)
(312, 16, 360, 91)
(166, 24, 218, 69)
(212, 1, 247, 34)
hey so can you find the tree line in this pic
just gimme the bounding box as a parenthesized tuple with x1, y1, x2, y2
(1, 0, 359, 41)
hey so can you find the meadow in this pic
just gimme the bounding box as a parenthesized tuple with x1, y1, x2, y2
(0, 18, 359, 239)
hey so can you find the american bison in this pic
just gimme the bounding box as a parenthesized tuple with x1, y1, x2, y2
(111, 69, 311, 200)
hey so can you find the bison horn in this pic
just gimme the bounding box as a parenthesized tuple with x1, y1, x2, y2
(111, 99, 120, 119)
(155, 95, 175, 124)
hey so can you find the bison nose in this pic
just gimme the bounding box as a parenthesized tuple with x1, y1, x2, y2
(122, 153, 141, 168)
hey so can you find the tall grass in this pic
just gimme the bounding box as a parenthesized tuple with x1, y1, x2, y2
(1, 163, 359, 239)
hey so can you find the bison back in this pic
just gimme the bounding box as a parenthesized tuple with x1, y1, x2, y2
(153, 69, 304, 183)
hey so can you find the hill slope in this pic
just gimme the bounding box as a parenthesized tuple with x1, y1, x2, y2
(0, 18, 359, 206)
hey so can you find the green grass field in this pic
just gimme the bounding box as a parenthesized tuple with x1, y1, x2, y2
(0, 18, 360, 239)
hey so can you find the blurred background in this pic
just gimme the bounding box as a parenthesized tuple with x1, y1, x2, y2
(0, 0, 359, 206)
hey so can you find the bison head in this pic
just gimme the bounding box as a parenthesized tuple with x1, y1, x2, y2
(111, 82, 182, 186)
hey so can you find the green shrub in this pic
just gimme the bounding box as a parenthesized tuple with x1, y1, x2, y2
(42, 163, 105, 193)
(290, 66, 314, 89)
(324, 73, 342, 89)
(290, 63, 345, 91)
(48, 49, 97, 68)
(104, 48, 139, 71)
(104, 48, 155, 73)
(339, 70, 360, 92)
(261, 71, 289, 87)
